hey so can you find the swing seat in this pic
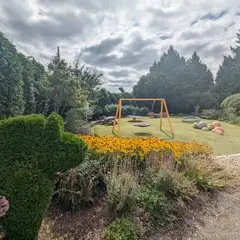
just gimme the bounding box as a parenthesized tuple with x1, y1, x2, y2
(148, 112, 155, 118)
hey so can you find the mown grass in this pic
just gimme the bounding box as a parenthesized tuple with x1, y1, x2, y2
(92, 117, 240, 155)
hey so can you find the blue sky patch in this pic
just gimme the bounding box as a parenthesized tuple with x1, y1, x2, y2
(159, 35, 170, 40)
(191, 9, 228, 26)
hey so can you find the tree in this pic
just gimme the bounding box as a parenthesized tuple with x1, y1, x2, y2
(186, 52, 214, 92)
(0, 32, 24, 118)
(31, 57, 49, 115)
(133, 46, 188, 113)
(18, 53, 36, 114)
(215, 31, 240, 102)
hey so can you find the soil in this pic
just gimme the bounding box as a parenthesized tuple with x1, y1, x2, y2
(39, 198, 114, 240)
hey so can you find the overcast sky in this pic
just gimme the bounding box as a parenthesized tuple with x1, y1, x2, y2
(0, 0, 239, 92)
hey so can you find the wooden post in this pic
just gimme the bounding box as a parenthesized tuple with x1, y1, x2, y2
(163, 99, 174, 138)
(57, 46, 60, 64)
(118, 99, 122, 137)
(160, 100, 163, 130)
(112, 101, 119, 134)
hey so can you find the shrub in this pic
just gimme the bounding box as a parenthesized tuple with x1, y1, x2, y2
(183, 156, 229, 191)
(221, 107, 237, 123)
(54, 158, 106, 210)
(143, 168, 198, 200)
(104, 218, 139, 240)
(106, 158, 139, 212)
(221, 93, 240, 116)
(200, 109, 222, 120)
(136, 186, 173, 224)
(0, 113, 87, 240)
(103, 104, 149, 117)
(64, 104, 93, 134)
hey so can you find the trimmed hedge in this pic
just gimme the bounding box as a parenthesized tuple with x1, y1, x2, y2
(221, 93, 240, 116)
(0, 113, 87, 240)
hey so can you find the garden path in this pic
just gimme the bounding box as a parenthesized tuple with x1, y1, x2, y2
(151, 154, 240, 240)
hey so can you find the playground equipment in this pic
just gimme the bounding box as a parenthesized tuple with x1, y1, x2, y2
(182, 116, 201, 123)
(112, 98, 174, 138)
(134, 122, 151, 127)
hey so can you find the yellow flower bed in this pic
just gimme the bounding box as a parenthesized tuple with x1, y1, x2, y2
(80, 136, 212, 160)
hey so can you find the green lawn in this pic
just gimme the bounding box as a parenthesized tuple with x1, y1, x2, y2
(92, 117, 240, 155)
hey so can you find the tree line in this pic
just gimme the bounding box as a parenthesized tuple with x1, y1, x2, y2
(132, 31, 240, 113)
(0, 31, 240, 126)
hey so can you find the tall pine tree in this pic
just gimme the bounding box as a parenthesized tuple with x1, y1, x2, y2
(215, 31, 240, 102)
(18, 53, 36, 114)
(0, 32, 24, 118)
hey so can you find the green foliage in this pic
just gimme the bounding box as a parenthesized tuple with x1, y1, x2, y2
(104, 104, 149, 117)
(143, 168, 198, 200)
(64, 103, 93, 133)
(0, 113, 87, 239)
(221, 94, 240, 116)
(200, 108, 222, 120)
(104, 218, 138, 240)
(18, 53, 36, 115)
(221, 107, 237, 123)
(106, 159, 139, 212)
(54, 157, 107, 210)
(136, 186, 173, 224)
(215, 31, 240, 101)
(0, 32, 24, 118)
(133, 47, 215, 113)
(183, 157, 225, 191)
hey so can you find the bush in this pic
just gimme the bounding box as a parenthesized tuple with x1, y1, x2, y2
(143, 168, 198, 200)
(104, 218, 139, 240)
(106, 158, 139, 212)
(221, 107, 237, 123)
(103, 104, 149, 117)
(0, 113, 87, 239)
(183, 156, 229, 191)
(54, 157, 107, 210)
(136, 186, 173, 224)
(200, 109, 222, 120)
(221, 93, 240, 116)
(64, 104, 93, 134)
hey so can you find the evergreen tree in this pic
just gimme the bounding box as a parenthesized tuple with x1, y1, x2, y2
(31, 57, 50, 115)
(133, 46, 188, 112)
(215, 31, 240, 102)
(18, 53, 36, 114)
(0, 32, 24, 118)
(186, 51, 214, 92)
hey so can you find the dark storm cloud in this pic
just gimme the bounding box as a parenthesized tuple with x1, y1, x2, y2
(85, 37, 124, 54)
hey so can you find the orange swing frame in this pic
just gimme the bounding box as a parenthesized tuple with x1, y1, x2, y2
(112, 98, 174, 138)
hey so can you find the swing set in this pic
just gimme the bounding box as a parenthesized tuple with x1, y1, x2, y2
(112, 98, 174, 138)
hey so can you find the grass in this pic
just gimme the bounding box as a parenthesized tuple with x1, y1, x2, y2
(92, 117, 240, 155)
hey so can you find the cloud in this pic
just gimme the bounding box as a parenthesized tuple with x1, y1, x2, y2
(191, 9, 228, 25)
(84, 37, 124, 55)
(0, 0, 240, 91)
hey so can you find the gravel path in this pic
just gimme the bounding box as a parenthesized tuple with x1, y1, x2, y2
(151, 154, 240, 240)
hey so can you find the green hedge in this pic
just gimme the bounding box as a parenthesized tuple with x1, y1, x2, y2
(221, 93, 240, 116)
(104, 104, 149, 116)
(0, 113, 87, 240)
